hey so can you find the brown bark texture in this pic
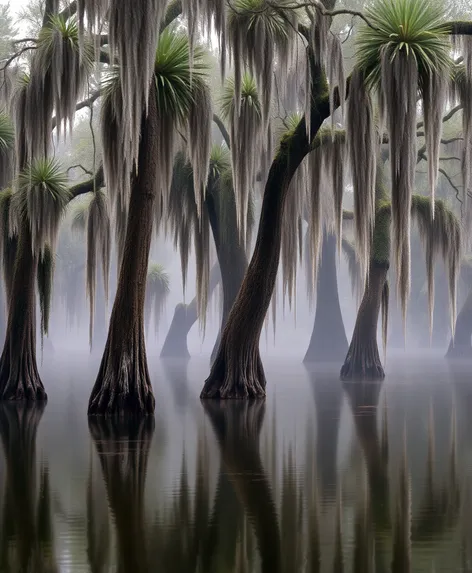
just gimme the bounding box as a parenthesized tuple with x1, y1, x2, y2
(304, 231, 348, 363)
(0, 223, 45, 401)
(340, 262, 388, 382)
(201, 59, 331, 399)
(205, 185, 248, 364)
(88, 84, 159, 416)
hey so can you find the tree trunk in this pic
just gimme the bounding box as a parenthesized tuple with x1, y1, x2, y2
(202, 400, 281, 573)
(0, 223, 45, 401)
(340, 262, 388, 382)
(446, 285, 472, 359)
(304, 231, 348, 364)
(88, 416, 154, 573)
(200, 55, 332, 398)
(205, 189, 248, 364)
(160, 263, 220, 359)
(88, 84, 159, 416)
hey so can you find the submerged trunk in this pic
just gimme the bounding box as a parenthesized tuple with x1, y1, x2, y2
(200, 58, 331, 399)
(205, 189, 248, 364)
(340, 262, 388, 382)
(88, 416, 154, 572)
(304, 231, 348, 364)
(160, 263, 220, 359)
(0, 223, 45, 401)
(88, 85, 159, 416)
(202, 400, 281, 573)
(446, 285, 472, 359)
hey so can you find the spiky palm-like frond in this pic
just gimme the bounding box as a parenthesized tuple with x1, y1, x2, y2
(221, 74, 262, 242)
(86, 189, 111, 349)
(37, 245, 54, 348)
(354, 0, 451, 324)
(16, 158, 71, 253)
(0, 110, 15, 191)
(101, 29, 211, 223)
(145, 262, 170, 337)
(0, 111, 14, 156)
(356, 0, 451, 89)
(36, 15, 93, 138)
(227, 0, 296, 122)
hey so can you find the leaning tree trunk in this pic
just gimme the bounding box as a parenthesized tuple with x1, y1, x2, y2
(202, 400, 281, 573)
(0, 223, 45, 401)
(200, 58, 331, 398)
(160, 263, 220, 359)
(304, 230, 348, 363)
(205, 188, 248, 364)
(88, 416, 154, 573)
(88, 85, 159, 416)
(446, 285, 472, 359)
(340, 261, 388, 382)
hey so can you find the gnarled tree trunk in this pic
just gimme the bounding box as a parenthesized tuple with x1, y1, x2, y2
(88, 85, 159, 416)
(446, 285, 472, 359)
(304, 231, 348, 363)
(160, 263, 220, 359)
(205, 188, 248, 364)
(200, 59, 331, 398)
(340, 262, 388, 381)
(88, 416, 153, 573)
(0, 223, 45, 401)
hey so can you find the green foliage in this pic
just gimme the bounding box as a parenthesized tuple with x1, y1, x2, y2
(0, 110, 14, 154)
(220, 73, 261, 121)
(154, 28, 209, 120)
(147, 263, 170, 291)
(145, 262, 170, 336)
(16, 158, 71, 252)
(356, 0, 451, 88)
(37, 244, 54, 346)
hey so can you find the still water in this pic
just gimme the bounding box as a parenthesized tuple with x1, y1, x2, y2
(0, 353, 471, 572)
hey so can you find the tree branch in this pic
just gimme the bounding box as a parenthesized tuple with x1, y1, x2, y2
(69, 164, 104, 199)
(67, 164, 93, 176)
(0, 46, 36, 71)
(213, 114, 230, 148)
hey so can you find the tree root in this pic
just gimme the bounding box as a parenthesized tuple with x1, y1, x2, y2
(340, 348, 385, 382)
(88, 350, 155, 416)
(0, 352, 47, 401)
(200, 353, 266, 399)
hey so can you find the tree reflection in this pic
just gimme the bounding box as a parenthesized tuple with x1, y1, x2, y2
(0, 403, 57, 573)
(202, 400, 281, 573)
(88, 416, 154, 573)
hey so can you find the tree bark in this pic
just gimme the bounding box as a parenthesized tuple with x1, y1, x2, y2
(160, 263, 220, 359)
(200, 58, 332, 399)
(202, 400, 281, 573)
(446, 285, 472, 359)
(340, 262, 388, 382)
(205, 188, 248, 364)
(304, 231, 348, 363)
(0, 223, 46, 401)
(88, 84, 159, 416)
(88, 416, 154, 573)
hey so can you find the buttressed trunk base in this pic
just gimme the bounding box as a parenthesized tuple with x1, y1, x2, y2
(340, 262, 388, 382)
(0, 224, 45, 401)
(88, 84, 159, 416)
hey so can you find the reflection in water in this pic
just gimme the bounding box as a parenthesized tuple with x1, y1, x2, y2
(0, 404, 57, 573)
(0, 359, 472, 571)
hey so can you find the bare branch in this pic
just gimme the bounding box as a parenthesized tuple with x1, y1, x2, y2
(69, 164, 104, 199)
(0, 46, 36, 71)
(67, 164, 93, 176)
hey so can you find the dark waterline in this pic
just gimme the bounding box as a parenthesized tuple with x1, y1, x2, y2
(0, 352, 470, 572)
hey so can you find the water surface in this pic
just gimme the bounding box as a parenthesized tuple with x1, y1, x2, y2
(0, 353, 470, 572)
